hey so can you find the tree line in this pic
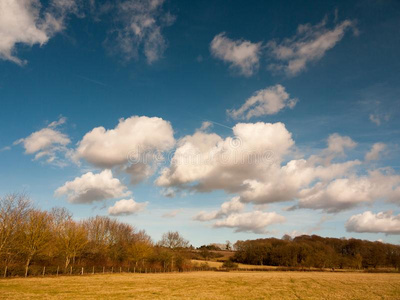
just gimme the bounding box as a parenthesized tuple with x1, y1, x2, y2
(2, 193, 400, 277)
(0, 194, 192, 277)
(233, 235, 400, 270)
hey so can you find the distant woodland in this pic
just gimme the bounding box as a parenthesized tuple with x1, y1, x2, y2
(1, 193, 400, 277)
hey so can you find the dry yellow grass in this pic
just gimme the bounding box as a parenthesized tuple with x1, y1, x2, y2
(191, 259, 277, 269)
(1, 271, 400, 299)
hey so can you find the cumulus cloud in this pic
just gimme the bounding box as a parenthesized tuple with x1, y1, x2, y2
(267, 17, 356, 76)
(228, 84, 298, 119)
(157, 125, 366, 212)
(74, 116, 175, 184)
(325, 133, 357, 155)
(108, 198, 147, 216)
(194, 196, 245, 221)
(106, 0, 175, 63)
(0, 0, 79, 65)
(210, 33, 262, 76)
(213, 211, 285, 234)
(157, 120, 400, 214)
(239, 159, 361, 205)
(306, 133, 358, 165)
(365, 143, 386, 161)
(55, 169, 131, 204)
(346, 211, 400, 234)
(295, 170, 400, 213)
(14, 117, 70, 165)
(156, 122, 294, 193)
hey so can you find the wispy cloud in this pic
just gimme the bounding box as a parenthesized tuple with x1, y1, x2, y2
(228, 84, 298, 119)
(267, 16, 357, 76)
(162, 209, 183, 218)
(14, 116, 71, 166)
(0, 0, 80, 65)
(210, 33, 262, 76)
(105, 0, 175, 64)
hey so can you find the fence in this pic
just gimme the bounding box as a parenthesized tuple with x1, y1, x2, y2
(1, 265, 218, 278)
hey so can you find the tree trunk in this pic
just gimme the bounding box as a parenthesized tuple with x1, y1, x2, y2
(65, 256, 71, 271)
(25, 258, 31, 277)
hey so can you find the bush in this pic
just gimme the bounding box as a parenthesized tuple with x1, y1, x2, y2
(222, 260, 238, 269)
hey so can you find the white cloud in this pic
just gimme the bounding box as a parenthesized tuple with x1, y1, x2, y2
(267, 17, 356, 76)
(14, 117, 70, 165)
(240, 159, 361, 205)
(369, 114, 381, 126)
(0, 146, 11, 152)
(55, 169, 131, 204)
(162, 208, 182, 218)
(194, 196, 245, 221)
(346, 211, 400, 234)
(156, 122, 294, 193)
(296, 170, 400, 213)
(160, 187, 176, 198)
(156, 119, 400, 215)
(325, 133, 357, 155)
(48, 116, 67, 128)
(365, 143, 386, 161)
(228, 84, 298, 119)
(157, 125, 363, 210)
(74, 115, 175, 184)
(213, 211, 285, 234)
(210, 33, 262, 76)
(108, 198, 147, 216)
(108, 0, 175, 64)
(0, 0, 79, 65)
(369, 113, 389, 126)
(199, 121, 212, 131)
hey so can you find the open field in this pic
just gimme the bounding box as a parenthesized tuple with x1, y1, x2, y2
(1, 271, 400, 299)
(191, 259, 278, 269)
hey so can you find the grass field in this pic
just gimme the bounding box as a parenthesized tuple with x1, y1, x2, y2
(1, 271, 400, 299)
(191, 259, 278, 269)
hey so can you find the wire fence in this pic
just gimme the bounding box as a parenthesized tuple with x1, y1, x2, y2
(2, 265, 398, 278)
(1, 265, 220, 278)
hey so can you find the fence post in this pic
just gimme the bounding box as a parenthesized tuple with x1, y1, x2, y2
(92, 266, 95, 275)
(128, 267, 130, 273)
(4, 266, 7, 278)
(81, 267, 84, 275)
(43, 266, 46, 276)
(120, 267, 122, 273)
(134, 267, 135, 273)
(56, 266, 59, 276)
(111, 267, 113, 273)
(70, 266, 72, 275)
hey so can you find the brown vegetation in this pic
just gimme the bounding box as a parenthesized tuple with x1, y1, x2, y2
(233, 235, 400, 270)
(1, 272, 400, 299)
(1, 193, 400, 279)
(0, 193, 192, 277)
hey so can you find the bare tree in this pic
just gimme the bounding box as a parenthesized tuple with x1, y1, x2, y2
(158, 231, 189, 250)
(0, 193, 31, 264)
(19, 210, 52, 277)
(158, 231, 189, 270)
(54, 218, 88, 271)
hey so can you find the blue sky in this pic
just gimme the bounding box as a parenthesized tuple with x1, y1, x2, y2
(1, 0, 400, 246)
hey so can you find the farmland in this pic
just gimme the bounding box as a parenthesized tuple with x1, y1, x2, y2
(1, 271, 400, 299)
